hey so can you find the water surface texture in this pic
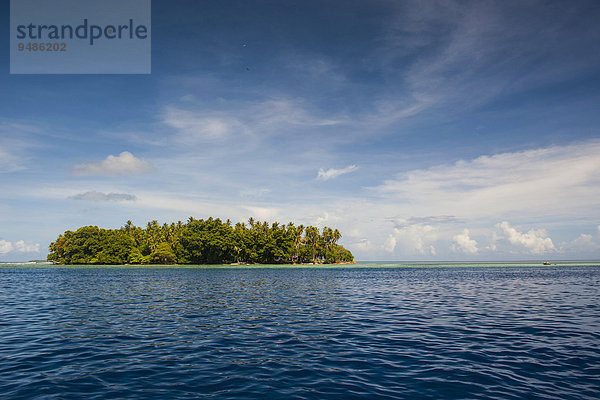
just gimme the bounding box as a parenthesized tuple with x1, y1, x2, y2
(1, 264, 599, 399)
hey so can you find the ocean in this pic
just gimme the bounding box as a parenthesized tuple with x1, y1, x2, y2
(1, 263, 599, 399)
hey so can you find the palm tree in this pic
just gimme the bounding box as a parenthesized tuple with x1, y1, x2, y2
(304, 226, 319, 263)
(146, 220, 160, 251)
(322, 227, 334, 261)
(290, 224, 304, 263)
(124, 220, 134, 234)
(333, 229, 341, 243)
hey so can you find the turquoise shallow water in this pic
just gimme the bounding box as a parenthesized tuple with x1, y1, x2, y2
(1, 263, 599, 399)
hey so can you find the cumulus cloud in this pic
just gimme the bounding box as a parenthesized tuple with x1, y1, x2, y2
(0, 240, 13, 254)
(71, 152, 153, 176)
(352, 238, 375, 252)
(558, 233, 600, 255)
(69, 191, 137, 202)
(496, 221, 555, 255)
(384, 235, 397, 253)
(317, 165, 358, 181)
(313, 211, 343, 227)
(0, 239, 39, 254)
(388, 224, 438, 256)
(572, 234, 594, 246)
(451, 229, 479, 254)
(15, 240, 39, 253)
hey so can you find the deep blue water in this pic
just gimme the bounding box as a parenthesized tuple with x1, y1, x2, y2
(1, 264, 599, 399)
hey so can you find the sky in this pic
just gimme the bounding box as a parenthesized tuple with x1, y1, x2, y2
(1, 0, 600, 261)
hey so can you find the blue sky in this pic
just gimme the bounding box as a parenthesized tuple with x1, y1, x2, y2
(1, 0, 600, 261)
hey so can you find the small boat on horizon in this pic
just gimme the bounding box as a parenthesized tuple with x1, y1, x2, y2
(543, 261, 551, 265)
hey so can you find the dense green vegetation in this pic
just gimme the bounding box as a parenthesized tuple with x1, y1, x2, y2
(47, 218, 354, 265)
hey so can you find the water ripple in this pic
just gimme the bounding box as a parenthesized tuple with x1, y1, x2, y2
(0, 265, 599, 399)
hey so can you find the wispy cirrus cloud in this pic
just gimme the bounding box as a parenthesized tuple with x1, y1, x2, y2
(69, 191, 137, 202)
(0, 122, 43, 173)
(162, 106, 239, 142)
(0, 147, 22, 173)
(317, 165, 358, 181)
(282, 53, 347, 88)
(161, 98, 346, 146)
(388, 215, 459, 229)
(71, 152, 153, 176)
(361, 0, 600, 128)
(240, 188, 271, 198)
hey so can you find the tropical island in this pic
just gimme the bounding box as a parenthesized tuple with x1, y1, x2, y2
(47, 217, 354, 265)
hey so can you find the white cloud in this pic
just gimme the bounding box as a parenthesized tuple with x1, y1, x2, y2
(0, 240, 13, 254)
(389, 224, 438, 256)
(389, 215, 459, 228)
(315, 212, 330, 226)
(373, 1, 600, 125)
(384, 235, 397, 253)
(496, 221, 555, 255)
(163, 106, 236, 141)
(573, 234, 594, 246)
(317, 165, 358, 181)
(559, 233, 600, 255)
(241, 205, 279, 221)
(71, 152, 153, 176)
(240, 188, 271, 198)
(0, 123, 38, 173)
(0, 147, 23, 173)
(313, 211, 344, 227)
(376, 140, 600, 221)
(352, 238, 375, 252)
(252, 99, 344, 128)
(161, 98, 345, 146)
(0, 239, 39, 254)
(69, 191, 137, 202)
(282, 53, 347, 87)
(14, 240, 40, 253)
(451, 229, 478, 254)
(483, 231, 499, 252)
(179, 94, 196, 102)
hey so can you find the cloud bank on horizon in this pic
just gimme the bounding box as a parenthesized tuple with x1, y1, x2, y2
(1, 0, 600, 261)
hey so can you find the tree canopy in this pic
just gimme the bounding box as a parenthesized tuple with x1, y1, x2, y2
(47, 218, 354, 265)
